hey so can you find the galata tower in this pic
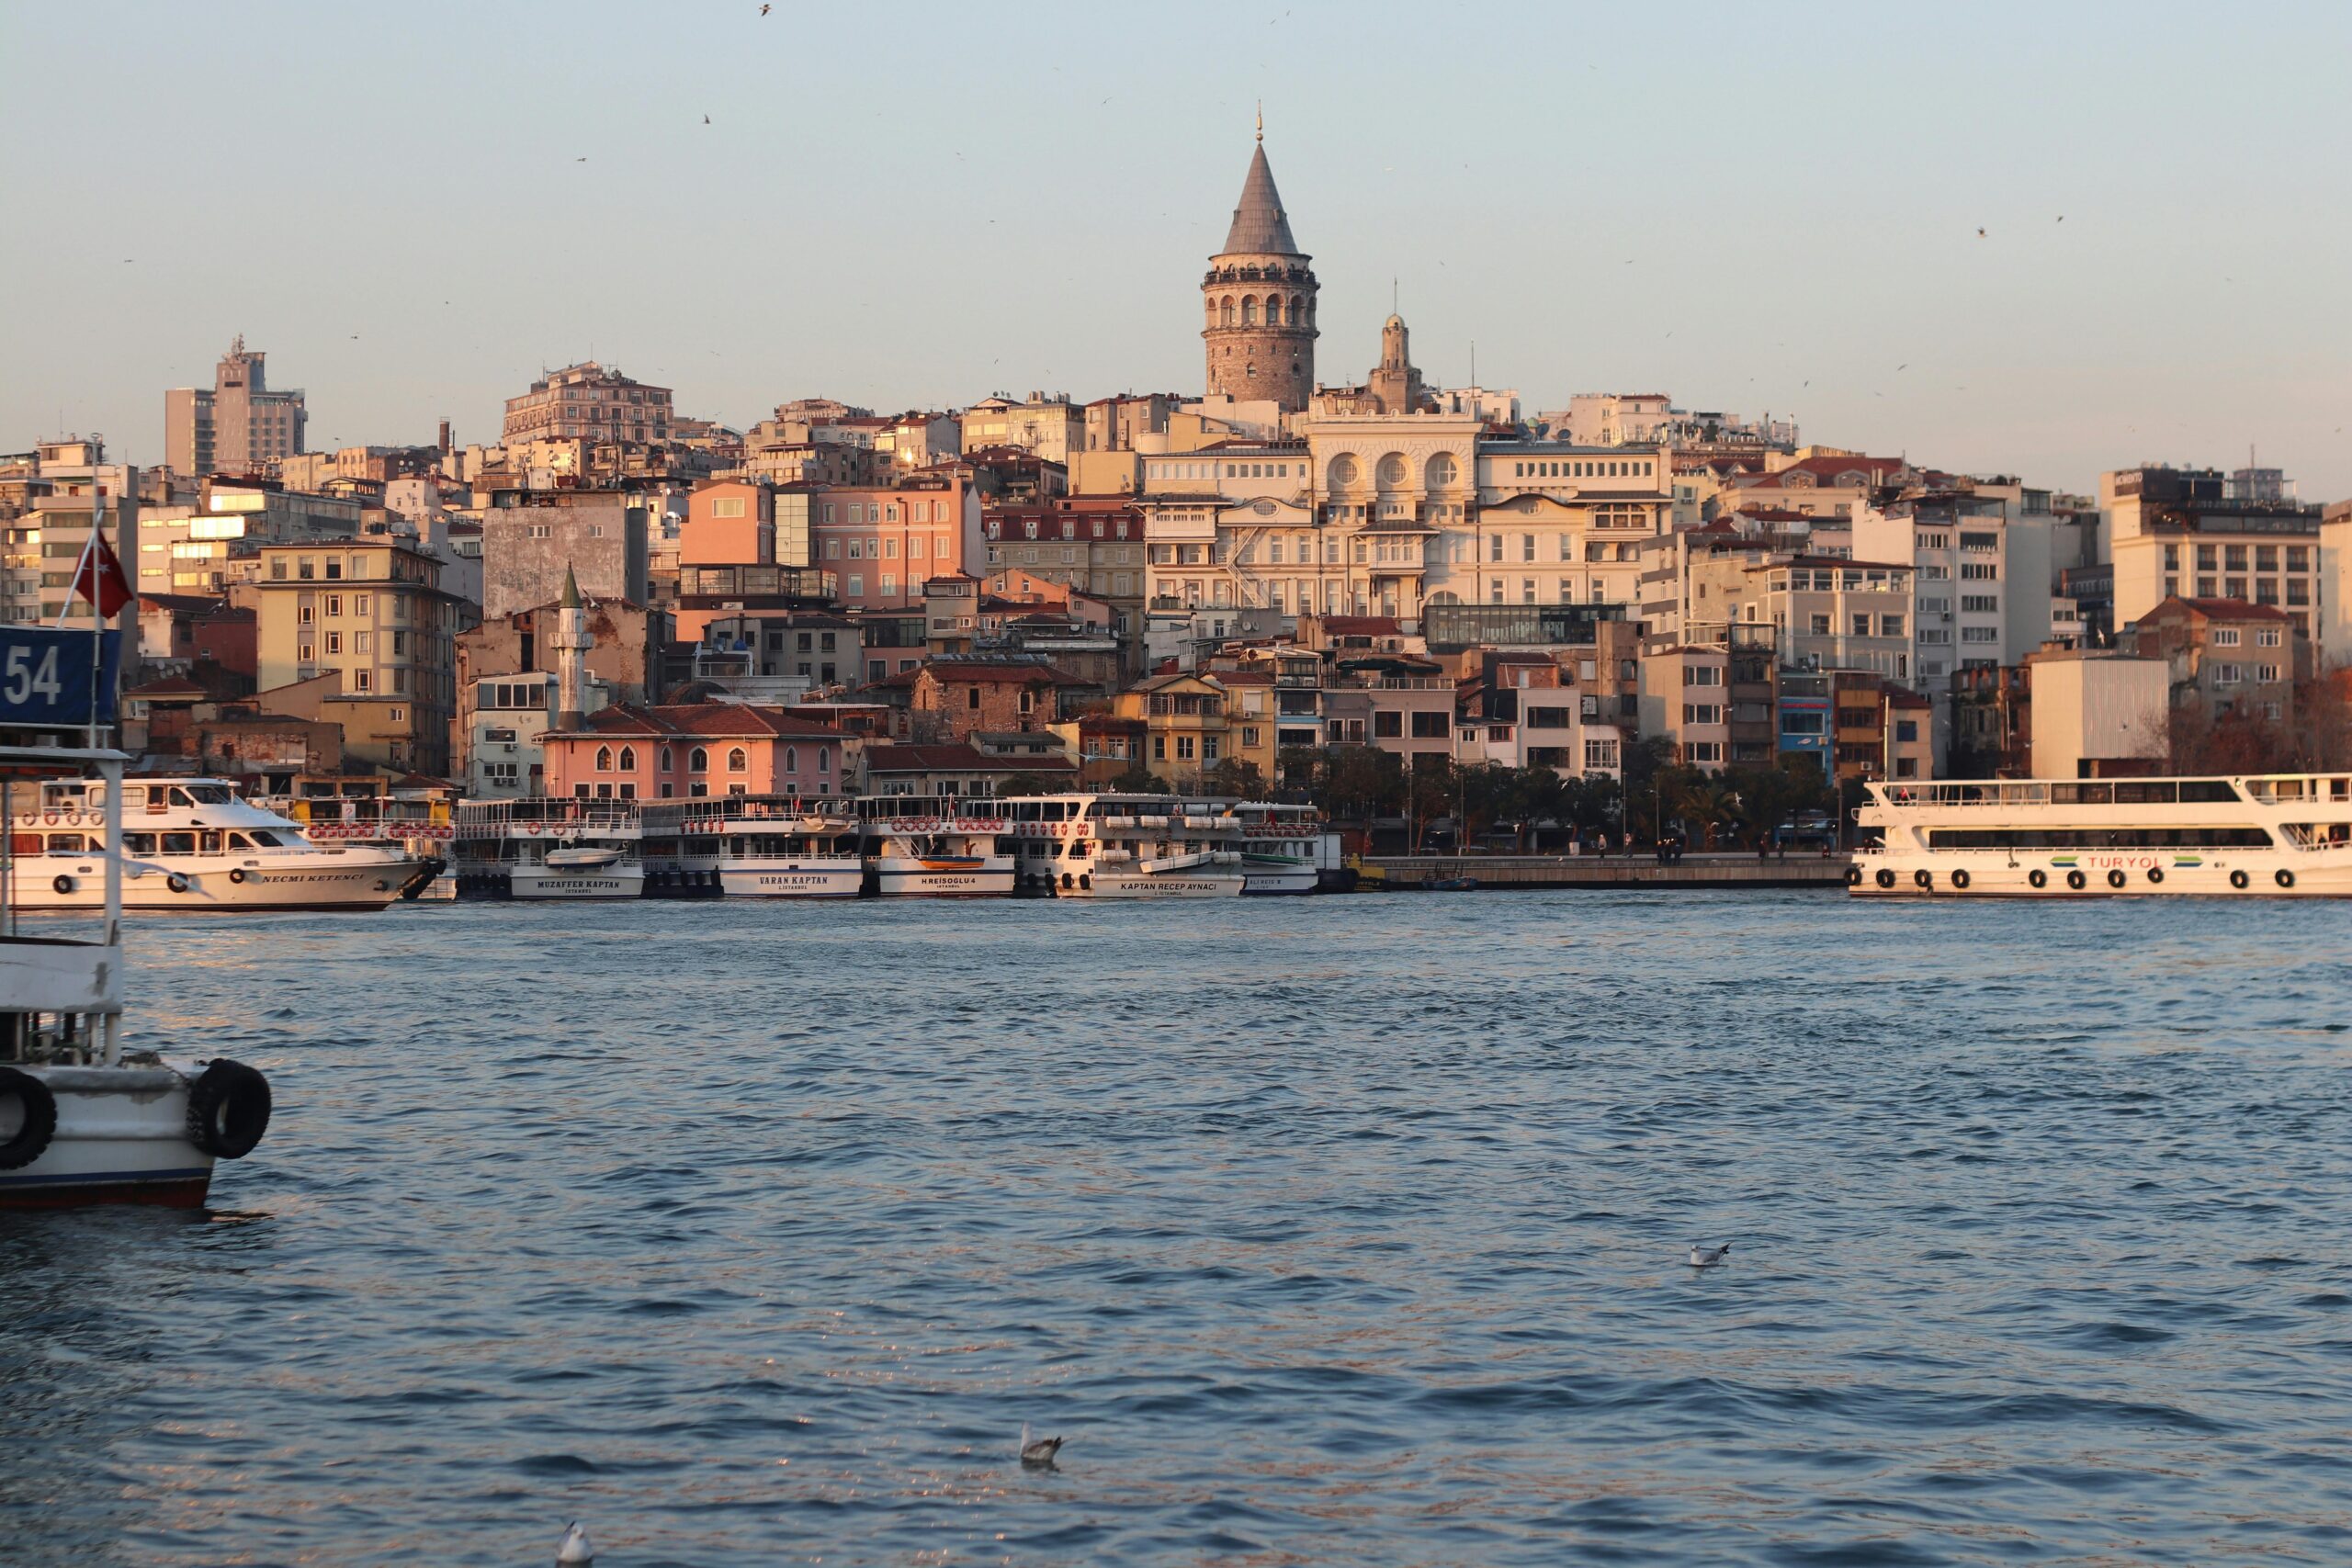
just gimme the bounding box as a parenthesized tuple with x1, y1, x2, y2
(1202, 118, 1317, 412)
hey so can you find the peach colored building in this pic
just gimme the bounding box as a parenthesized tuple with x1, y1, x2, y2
(683, 479, 775, 567)
(540, 702, 854, 799)
(809, 471, 985, 612)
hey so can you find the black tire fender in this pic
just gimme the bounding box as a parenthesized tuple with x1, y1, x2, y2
(2146, 867, 2164, 885)
(51, 874, 74, 896)
(185, 1059, 272, 1160)
(166, 873, 190, 894)
(228, 868, 247, 885)
(1845, 864, 1863, 886)
(2028, 869, 2048, 889)
(1874, 868, 1895, 889)
(2107, 869, 2128, 889)
(2276, 868, 2296, 890)
(2230, 870, 2250, 890)
(1913, 868, 1933, 889)
(1951, 869, 1972, 890)
(0, 1067, 58, 1170)
(2066, 870, 2087, 891)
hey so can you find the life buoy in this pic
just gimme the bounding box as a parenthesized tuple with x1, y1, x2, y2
(1874, 868, 1895, 889)
(228, 868, 247, 884)
(0, 1067, 58, 1170)
(184, 1059, 272, 1159)
(2066, 870, 2087, 891)
(2028, 869, 2048, 889)
(1951, 869, 1971, 890)
(166, 874, 190, 894)
(51, 874, 74, 896)
(1845, 865, 1863, 886)
(2107, 869, 2128, 889)
(2146, 867, 2164, 885)
(2276, 868, 2296, 890)
(1913, 869, 1933, 889)
(65, 810, 82, 826)
(2230, 870, 2250, 890)
(42, 811, 57, 826)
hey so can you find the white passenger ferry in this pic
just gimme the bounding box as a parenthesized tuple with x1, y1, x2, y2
(1227, 800, 1339, 896)
(8, 776, 438, 911)
(451, 798, 646, 900)
(1850, 773, 2352, 897)
(1, 744, 272, 1208)
(1003, 793, 1247, 898)
(648, 796, 864, 898)
(857, 797, 1014, 897)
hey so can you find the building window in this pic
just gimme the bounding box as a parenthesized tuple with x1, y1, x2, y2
(728, 747, 747, 772)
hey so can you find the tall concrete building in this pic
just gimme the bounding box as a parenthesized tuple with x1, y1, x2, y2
(164, 337, 307, 477)
(1202, 123, 1317, 412)
(502, 362, 674, 446)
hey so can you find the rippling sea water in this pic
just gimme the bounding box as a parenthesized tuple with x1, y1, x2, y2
(4, 892, 2351, 1566)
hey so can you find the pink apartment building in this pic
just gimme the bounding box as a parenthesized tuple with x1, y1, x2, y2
(809, 469, 985, 612)
(540, 702, 855, 799)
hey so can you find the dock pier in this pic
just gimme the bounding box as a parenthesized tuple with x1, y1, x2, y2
(1357, 853, 1849, 891)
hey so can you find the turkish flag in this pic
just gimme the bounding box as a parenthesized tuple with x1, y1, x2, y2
(74, 534, 133, 617)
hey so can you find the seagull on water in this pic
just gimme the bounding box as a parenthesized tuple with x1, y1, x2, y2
(557, 1521, 594, 1564)
(1689, 1242, 1733, 1269)
(1020, 1422, 1065, 1467)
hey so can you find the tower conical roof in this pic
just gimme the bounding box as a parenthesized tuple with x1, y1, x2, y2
(560, 562, 582, 609)
(1220, 143, 1301, 257)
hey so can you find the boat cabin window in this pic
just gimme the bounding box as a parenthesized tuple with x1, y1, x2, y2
(201, 831, 223, 853)
(162, 832, 198, 854)
(9, 832, 37, 854)
(122, 832, 156, 854)
(247, 829, 288, 847)
(46, 833, 88, 855)
(183, 784, 232, 805)
(1927, 826, 2274, 850)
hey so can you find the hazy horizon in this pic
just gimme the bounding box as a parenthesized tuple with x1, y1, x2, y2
(3, 0, 2346, 499)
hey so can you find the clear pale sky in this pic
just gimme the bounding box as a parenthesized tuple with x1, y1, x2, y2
(4, 0, 2346, 500)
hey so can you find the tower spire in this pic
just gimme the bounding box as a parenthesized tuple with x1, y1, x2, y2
(1255, 101, 1262, 143)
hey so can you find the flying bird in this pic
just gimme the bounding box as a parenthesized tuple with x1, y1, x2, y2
(1896, 363, 1907, 371)
(1976, 227, 1985, 237)
(760, 3, 771, 12)
(575, 156, 588, 163)
(2056, 215, 2064, 222)
(1020, 1423, 1065, 1467)
(1689, 1242, 1732, 1269)
(703, 114, 710, 124)
(558, 1522, 594, 1564)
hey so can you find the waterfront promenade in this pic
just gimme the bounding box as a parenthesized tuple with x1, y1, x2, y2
(1361, 852, 1849, 890)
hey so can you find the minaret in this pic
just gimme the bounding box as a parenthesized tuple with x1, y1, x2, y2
(1202, 113, 1317, 412)
(553, 563, 590, 731)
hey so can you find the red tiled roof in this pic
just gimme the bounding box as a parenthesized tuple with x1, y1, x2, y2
(2154, 595, 2295, 624)
(126, 676, 209, 699)
(548, 702, 849, 740)
(918, 660, 1087, 685)
(865, 743, 1076, 773)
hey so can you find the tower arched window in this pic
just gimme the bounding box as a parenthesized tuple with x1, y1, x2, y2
(689, 747, 708, 773)
(659, 745, 673, 772)
(594, 746, 613, 772)
(1241, 297, 1258, 326)
(1220, 298, 1236, 328)
(617, 746, 637, 772)
(728, 748, 748, 773)
(1265, 296, 1283, 327)
(1289, 294, 1305, 326)
(785, 746, 797, 773)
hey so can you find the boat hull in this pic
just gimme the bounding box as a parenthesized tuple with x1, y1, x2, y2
(0, 1066, 216, 1212)
(509, 865, 647, 899)
(1849, 852, 2352, 897)
(715, 863, 864, 898)
(1241, 859, 1319, 896)
(1056, 872, 1246, 898)
(8, 853, 434, 911)
(871, 863, 1013, 898)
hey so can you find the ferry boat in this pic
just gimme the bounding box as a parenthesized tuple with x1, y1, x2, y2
(1003, 793, 1247, 898)
(857, 796, 1014, 897)
(1227, 800, 1339, 896)
(647, 795, 864, 897)
(9, 776, 439, 911)
(1, 744, 272, 1208)
(451, 797, 647, 899)
(1849, 773, 2352, 897)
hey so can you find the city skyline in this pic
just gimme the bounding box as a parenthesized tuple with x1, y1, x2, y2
(2, 0, 2346, 497)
